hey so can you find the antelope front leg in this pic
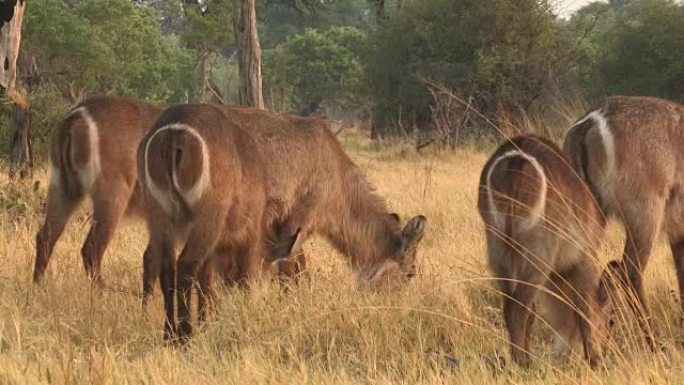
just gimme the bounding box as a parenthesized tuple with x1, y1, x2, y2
(142, 242, 159, 307)
(580, 316, 602, 368)
(576, 285, 604, 367)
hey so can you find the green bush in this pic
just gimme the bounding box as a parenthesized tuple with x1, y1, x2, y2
(5, 0, 199, 164)
(365, 0, 578, 134)
(574, 0, 684, 101)
(264, 26, 367, 113)
(23, 0, 196, 102)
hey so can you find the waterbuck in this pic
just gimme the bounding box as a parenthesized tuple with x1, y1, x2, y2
(34, 96, 162, 283)
(33, 96, 306, 298)
(478, 135, 611, 368)
(563, 95, 684, 348)
(139, 104, 427, 341)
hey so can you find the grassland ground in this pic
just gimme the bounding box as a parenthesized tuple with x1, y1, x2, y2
(1, 131, 684, 384)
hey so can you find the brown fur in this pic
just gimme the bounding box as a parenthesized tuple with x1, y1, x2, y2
(33, 97, 305, 297)
(563, 95, 684, 348)
(218, 105, 426, 286)
(138, 104, 427, 341)
(34, 96, 162, 283)
(478, 135, 611, 368)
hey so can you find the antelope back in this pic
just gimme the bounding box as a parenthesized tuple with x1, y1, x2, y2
(48, 96, 161, 208)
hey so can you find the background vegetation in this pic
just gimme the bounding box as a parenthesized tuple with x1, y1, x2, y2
(1, 1, 684, 383)
(3, 0, 684, 159)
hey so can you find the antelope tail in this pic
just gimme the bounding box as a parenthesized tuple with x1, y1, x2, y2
(48, 106, 101, 199)
(563, 110, 614, 214)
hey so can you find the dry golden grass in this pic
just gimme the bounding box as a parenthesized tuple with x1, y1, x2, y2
(1, 134, 684, 384)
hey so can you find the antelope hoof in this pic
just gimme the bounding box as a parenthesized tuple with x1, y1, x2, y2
(177, 321, 193, 344)
(588, 355, 602, 370)
(163, 322, 178, 343)
(646, 335, 666, 353)
(511, 349, 531, 369)
(89, 274, 106, 290)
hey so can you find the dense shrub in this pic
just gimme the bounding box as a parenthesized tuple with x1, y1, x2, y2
(263, 26, 367, 114)
(365, 0, 577, 134)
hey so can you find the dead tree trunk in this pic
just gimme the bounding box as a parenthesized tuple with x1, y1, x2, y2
(0, 1, 29, 178)
(233, 0, 264, 109)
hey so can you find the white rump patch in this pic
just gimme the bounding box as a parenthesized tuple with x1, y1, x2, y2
(69, 107, 101, 192)
(572, 110, 616, 186)
(485, 150, 548, 232)
(144, 123, 211, 214)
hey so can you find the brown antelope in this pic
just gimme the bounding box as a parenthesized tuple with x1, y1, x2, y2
(563, 95, 684, 348)
(34, 96, 162, 283)
(34, 96, 306, 299)
(138, 104, 427, 341)
(478, 135, 612, 368)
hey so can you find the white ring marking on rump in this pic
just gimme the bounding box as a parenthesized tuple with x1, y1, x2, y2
(144, 123, 211, 214)
(485, 149, 548, 232)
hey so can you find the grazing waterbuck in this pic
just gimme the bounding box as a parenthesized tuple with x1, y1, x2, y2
(478, 135, 612, 368)
(33, 96, 305, 298)
(34, 96, 161, 283)
(563, 95, 684, 348)
(219, 104, 426, 286)
(139, 104, 427, 341)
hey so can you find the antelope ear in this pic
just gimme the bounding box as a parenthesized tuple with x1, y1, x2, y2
(285, 227, 305, 255)
(605, 259, 628, 288)
(606, 259, 622, 274)
(598, 268, 610, 306)
(401, 215, 427, 250)
(272, 227, 305, 259)
(598, 261, 616, 306)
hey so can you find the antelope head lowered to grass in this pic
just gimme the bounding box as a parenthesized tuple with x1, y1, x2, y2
(218, 105, 428, 288)
(138, 103, 427, 341)
(478, 135, 612, 368)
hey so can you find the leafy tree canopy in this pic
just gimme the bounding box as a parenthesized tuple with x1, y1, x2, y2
(264, 26, 367, 112)
(24, 0, 195, 102)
